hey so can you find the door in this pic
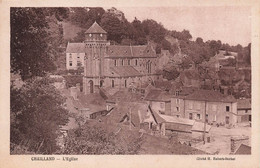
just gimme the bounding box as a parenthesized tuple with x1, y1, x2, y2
(225, 116, 230, 124)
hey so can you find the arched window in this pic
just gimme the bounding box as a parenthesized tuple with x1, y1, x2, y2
(124, 80, 127, 88)
(114, 60, 117, 66)
(121, 59, 124, 66)
(135, 59, 138, 66)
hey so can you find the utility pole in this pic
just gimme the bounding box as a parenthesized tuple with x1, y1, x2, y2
(203, 100, 207, 144)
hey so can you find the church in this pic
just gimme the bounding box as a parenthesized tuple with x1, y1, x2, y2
(66, 22, 161, 94)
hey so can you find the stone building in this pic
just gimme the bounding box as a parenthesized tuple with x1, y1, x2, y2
(66, 22, 160, 94)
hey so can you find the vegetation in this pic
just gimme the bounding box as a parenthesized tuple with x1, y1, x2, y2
(10, 78, 69, 154)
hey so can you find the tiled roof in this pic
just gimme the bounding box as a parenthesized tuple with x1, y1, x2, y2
(106, 90, 143, 103)
(85, 21, 107, 34)
(107, 45, 156, 58)
(185, 89, 237, 102)
(66, 43, 85, 53)
(145, 89, 171, 102)
(110, 66, 141, 77)
(237, 99, 251, 109)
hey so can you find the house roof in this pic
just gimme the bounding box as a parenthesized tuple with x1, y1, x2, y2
(191, 122, 211, 133)
(144, 89, 171, 102)
(184, 89, 236, 102)
(85, 21, 107, 34)
(66, 43, 85, 53)
(106, 45, 157, 58)
(106, 90, 143, 103)
(159, 115, 195, 125)
(153, 81, 173, 91)
(234, 144, 251, 155)
(110, 66, 141, 77)
(237, 99, 251, 109)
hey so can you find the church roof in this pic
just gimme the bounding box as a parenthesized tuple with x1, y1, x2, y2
(107, 45, 157, 58)
(85, 21, 107, 34)
(66, 43, 85, 53)
(110, 66, 141, 77)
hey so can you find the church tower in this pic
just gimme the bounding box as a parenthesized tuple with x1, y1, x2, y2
(83, 22, 109, 94)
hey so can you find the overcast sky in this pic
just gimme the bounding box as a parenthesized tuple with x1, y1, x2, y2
(117, 6, 251, 46)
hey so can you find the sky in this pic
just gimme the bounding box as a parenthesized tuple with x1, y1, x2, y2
(117, 6, 251, 46)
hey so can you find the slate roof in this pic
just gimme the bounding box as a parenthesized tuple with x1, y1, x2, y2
(85, 21, 107, 34)
(144, 89, 171, 102)
(107, 45, 156, 58)
(110, 66, 141, 77)
(184, 89, 236, 102)
(237, 99, 251, 109)
(66, 43, 85, 53)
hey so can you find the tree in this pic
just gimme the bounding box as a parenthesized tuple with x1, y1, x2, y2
(62, 123, 143, 154)
(142, 19, 166, 43)
(100, 13, 127, 43)
(11, 8, 69, 80)
(10, 77, 69, 154)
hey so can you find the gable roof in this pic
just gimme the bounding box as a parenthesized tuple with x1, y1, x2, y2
(106, 45, 156, 58)
(184, 89, 236, 103)
(145, 89, 171, 102)
(110, 66, 141, 77)
(66, 43, 85, 53)
(85, 21, 107, 34)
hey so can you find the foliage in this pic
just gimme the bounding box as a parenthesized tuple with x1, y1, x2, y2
(162, 66, 180, 80)
(62, 124, 143, 154)
(63, 75, 83, 90)
(10, 77, 69, 154)
(11, 8, 69, 80)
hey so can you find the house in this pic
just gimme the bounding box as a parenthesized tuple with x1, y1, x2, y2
(66, 22, 161, 94)
(144, 89, 171, 115)
(237, 99, 251, 123)
(171, 89, 238, 125)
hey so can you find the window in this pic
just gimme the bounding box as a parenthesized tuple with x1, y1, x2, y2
(121, 59, 124, 66)
(100, 34, 103, 37)
(189, 113, 193, 120)
(128, 59, 130, 65)
(205, 114, 209, 123)
(124, 80, 127, 88)
(69, 61, 72, 66)
(69, 53, 72, 59)
(176, 99, 180, 104)
(226, 106, 230, 112)
(176, 107, 179, 112)
(175, 91, 180, 96)
(112, 80, 114, 88)
(89, 34, 92, 37)
(197, 114, 201, 120)
(77, 61, 81, 66)
(135, 59, 138, 66)
(114, 60, 117, 66)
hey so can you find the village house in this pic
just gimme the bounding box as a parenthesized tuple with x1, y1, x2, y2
(171, 89, 238, 125)
(144, 89, 171, 115)
(65, 22, 161, 95)
(237, 99, 251, 123)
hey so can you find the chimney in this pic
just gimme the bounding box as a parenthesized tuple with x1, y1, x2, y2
(230, 136, 250, 153)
